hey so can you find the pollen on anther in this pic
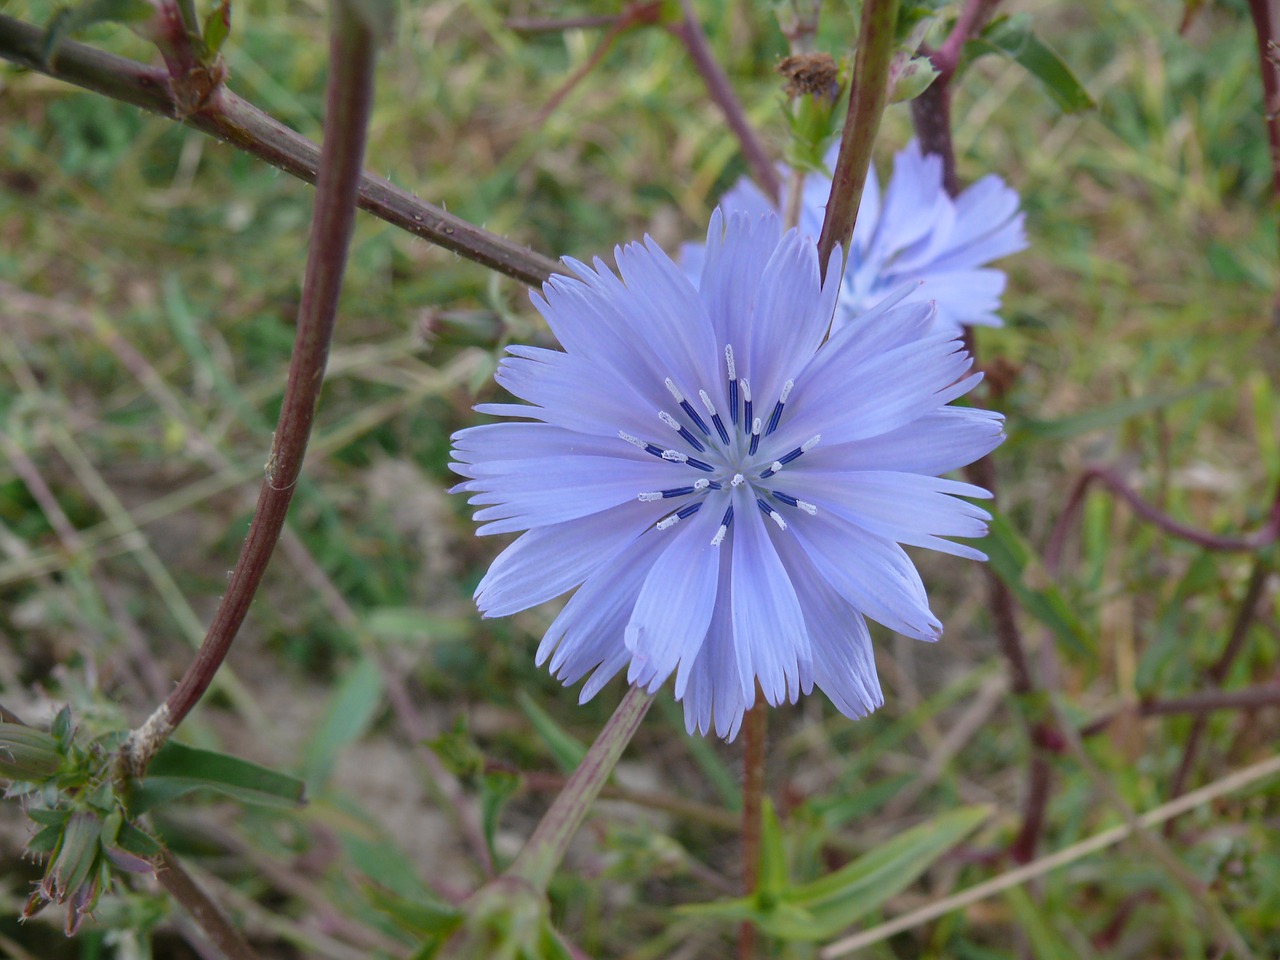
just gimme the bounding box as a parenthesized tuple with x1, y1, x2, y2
(802, 434, 821, 452)
(661, 450, 689, 463)
(710, 504, 734, 547)
(698, 389, 717, 416)
(779, 379, 794, 403)
(656, 515, 680, 531)
(618, 431, 645, 449)
(694, 479, 711, 491)
(638, 491, 663, 502)
(664, 378, 685, 403)
(731, 473, 746, 487)
(724, 344, 736, 380)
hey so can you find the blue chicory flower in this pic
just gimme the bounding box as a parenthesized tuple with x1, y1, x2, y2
(682, 140, 1026, 335)
(452, 209, 1003, 739)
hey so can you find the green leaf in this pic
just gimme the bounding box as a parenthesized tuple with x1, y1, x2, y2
(683, 807, 990, 941)
(130, 742, 306, 813)
(517, 692, 585, 773)
(1011, 385, 1211, 442)
(43, 0, 157, 63)
(480, 770, 520, 863)
(342, 828, 436, 901)
(776, 806, 991, 939)
(300, 655, 385, 791)
(757, 800, 788, 899)
(889, 54, 940, 104)
(1004, 887, 1087, 960)
(201, 0, 230, 58)
(367, 885, 464, 937)
(28, 823, 65, 856)
(963, 14, 1094, 113)
(984, 512, 1092, 659)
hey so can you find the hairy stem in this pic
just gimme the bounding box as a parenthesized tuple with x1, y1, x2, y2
(509, 685, 654, 891)
(121, 8, 378, 775)
(671, 0, 781, 201)
(1165, 557, 1273, 813)
(155, 847, 261, 960)
(0, 15, 559, 286)
(816, 0, 899, 278)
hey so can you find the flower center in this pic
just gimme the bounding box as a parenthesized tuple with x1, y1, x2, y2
(619, 342, 819, 545)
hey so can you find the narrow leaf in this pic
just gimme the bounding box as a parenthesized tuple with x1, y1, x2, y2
(43, 0, 157, 62)
(1012, 385, 1210, 442)
(130, 742, 306, 812)
(984, 513, 1092, 659)
(757, 800, 788, 899)
(964, 14, 1094, 113)
(300, 655, 385, 791)
(771, 805, 990, 940)
(517, 692, 586, 773)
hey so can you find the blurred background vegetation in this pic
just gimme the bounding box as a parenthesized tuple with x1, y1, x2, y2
(1, 0, 1278, 957)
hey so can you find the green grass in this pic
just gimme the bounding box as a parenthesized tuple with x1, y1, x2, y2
(1, 0, 1278, 957)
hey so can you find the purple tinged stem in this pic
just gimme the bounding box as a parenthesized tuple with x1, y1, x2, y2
(0, 14, 560, 287)
(510, 685, 654, 891)
(121, 8, 378, 775)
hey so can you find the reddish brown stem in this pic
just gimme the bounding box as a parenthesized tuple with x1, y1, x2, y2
(1164, 559, 1273, 816)
(737, 700, 767, 960)
(1046, 469, 1280, 570)
(0, 15, 560, 287)
(1082, 678, 1280, 737)
(669, 0, 781, 202)
(1246, 0, 1280, 320)
(910, 0, 1002, 196)
(121, 10, 378, 775)
(155, 847, 261, 960)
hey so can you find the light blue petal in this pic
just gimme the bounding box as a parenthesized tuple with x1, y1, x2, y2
(730, 485, 812, 706)
(474, 499, 657, 617)
(791, 511, 941, 641)
(625, 495, 726, 692)
(742, 230, 839, 407)
(538, 529, 667, 686)
(774, 534, 883, 718)
(808, 408, 1002, 475)
(451, 421, 652, 469)
(680, 549, 748, 739)
(699, 209, 785, 376)
(464, 455, 686, 534)
(492, 347, 659, 439)
(769, 334, 976, 450)
(775, 471, 993, 560)
(613, 237, 722, 397)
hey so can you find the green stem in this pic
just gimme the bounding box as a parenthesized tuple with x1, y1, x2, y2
(121, 6, 378, 776)
(509, 685, 654, 891)
(815, 0, 899, 279)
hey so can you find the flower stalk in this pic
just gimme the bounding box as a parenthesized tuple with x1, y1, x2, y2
(509, 684, 654, 891)
(816, 0, 899, 278)
(120, 2, 379, 776)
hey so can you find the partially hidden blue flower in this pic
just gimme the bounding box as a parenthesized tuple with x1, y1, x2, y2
(451, 209, 1003, 739)
(682, 140, 1026, 335)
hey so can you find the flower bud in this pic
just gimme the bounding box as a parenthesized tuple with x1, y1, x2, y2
(0, 722, 63, 781)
